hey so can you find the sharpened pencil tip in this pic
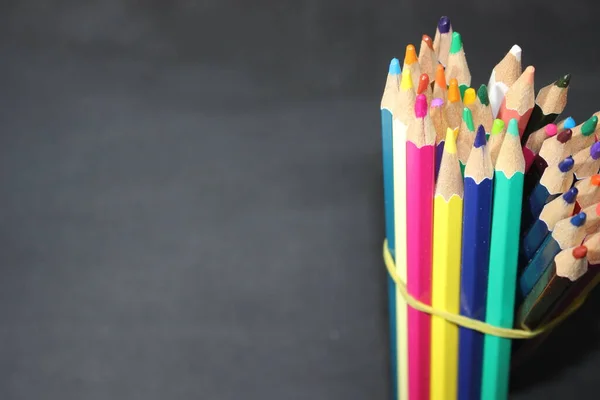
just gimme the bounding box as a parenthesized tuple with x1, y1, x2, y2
(573, 245, 588, 259)
(474, 125, 486, 148)
(491, 119, 505, 135)
(556, 73, 571, 88)
(591, 142, 600, 160)
(462, 107, 474, 131)
(448, 79, 460, 103)
(558, 156, 574, 172)
(557, 129, 572, 143)
(415, 94, 427, 118)
(544, 124, 557, 137)
(463, 88, 476, 106)
(523, 66, 535, 84)
(450, 32, 462, 54)
(400, 69, 413, 90)
(591, 175, 600, 187)
(444, 127, 457, 153)
(422, 34, 433, 50)
(431, 97, 444, 108)
(562, 187, 578, 204)
(417, 73, 430, 95)
(564, 117, 576, 129)
(509, 45, 522, 60)
(582, 116, 598, 136)
(435, 64, 446, 88)
(404, 44, 418, 65)
(438, 16, 451, 34)
(389, 58, 401, 75)
(571, 212, 587, 227)
(507, 118, 519, 136)
(477, 84, 489, 106)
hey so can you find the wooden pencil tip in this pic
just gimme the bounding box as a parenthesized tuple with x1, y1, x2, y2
(556, 73, 571, 88)
(448, 79, 460, 102)
(388, 58, 401, 75)
(591, 142, 600, 160)
(571, 212, 587, 227)
(477, 84, 489, 106)
(474, 125, 486, 148)
(404, 44, 418, 65)
(422, 34, 433, 50)
(450, 32, 462, 54)
(564, 117, 576, 129)
(491, 119, 505, 135)
(572, 245, 588, 259)
(523, 66, 535, 83)
(462, 107, 474, 131)
(557, 129, 572, 143)
(415, 94, 427, 118)
(435, 64, 446, 88)
(558, 156, 574, 172)
(444, 127, 457, 153)
(400, 69, 413, 90)
(544, 123, 557, 137)
(591, 175, 600, 187)
(431, 97, 444, 108)
(582, 116, 598, 136)
(438, 16, 451, 33)
(463, 88, 476, 106)
(563, 187, 578, 204)
(507, 118, 519, 136)
(417, 73, 430, 95)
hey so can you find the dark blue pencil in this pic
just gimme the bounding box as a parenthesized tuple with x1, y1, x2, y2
(458, 126, 494, 400)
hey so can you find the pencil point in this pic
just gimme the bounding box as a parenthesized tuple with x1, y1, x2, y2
(415, 94, 427, 118)
(558, 156, 574, 172)
(422, 34, 433, 50)
(400, 69, 413, 90)
(417, 73, 430, 95)
(556, 73, 571, 88)
(474, 125, 486, 148)
(573, 245, 588, 259)
(450, 32, 462, 54)
(544, 124, 557, 137)
(435, 64, 446, 88)
(444, 127, 457, 153)
(562, 187, 578, 204)
(581, 116, 598, 136)
(491, 119, 505, 135)
(507, 118, 519, 136)
(438, 16, 451, 34)
(591, 175, 600, 187)
(431, 97, 444, 108)
(389, 58, 401, 75)
(477, 84, 489, 106)
(591, 142, 600, 160)
(463, 88, 476, 106)
(404, 44, 418, 65)
(523, 66, 535, 83)
(448, 79, 460, 103)
(570, 212, 586, 227)
(557, 129, 572, 143)
(462, 107, 474, 131)
(564, 117, 576, 129)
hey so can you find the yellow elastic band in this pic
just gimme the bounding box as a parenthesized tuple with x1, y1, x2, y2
(383, 239, 587, 339)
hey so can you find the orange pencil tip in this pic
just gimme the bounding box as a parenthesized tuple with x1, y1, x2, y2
(404, 44, 418, 65)
(448, 79, 460, 103)
(422, 35, 433, 50)
(435, 64, 446, 88)
(591, 175, 600, 186)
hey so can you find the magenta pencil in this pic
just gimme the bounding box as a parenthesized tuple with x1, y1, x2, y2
(406, 93, 436, 400)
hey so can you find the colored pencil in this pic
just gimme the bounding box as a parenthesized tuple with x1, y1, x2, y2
(569, 115, 598, 154)
(522, 74, 570, 143)
(404, 44, 421, 91)
(488, 45, 522, 118)
(392, 64, 416, 400)
(475, 84, 493, 134)
(555, 116, 576, 132)
(574, 174, 600, 209)
(445, 78, 463, 129)
(433, 16, 452, 67)
(463, 87, 477, 117)
(516, 245, 588, 330)
(523, 123, 557, 172)
(431, 127, 464, 400)
(520, 187, 578, 264)
(518, 212, 588, 299)
(497, 66, 535, 137)
(380, 58, 400, 399)
(581, 201, 600, 235)
(457, 107, 476, 174)
(573, 141, 600, 180)
(446, 32, 471, 98)
(522, 156, 575, 229)
(418, 35, 437, 83)
(488, 119, 506, 166)
(526, 128, 573, 197)
(406, 94, 436, 400)
(417, 73, 433, 105)
(458, 125, 493, 400)
(433, 64, 447, 102)
(431, 98, 449, 180)
(481, 119, 525, 400)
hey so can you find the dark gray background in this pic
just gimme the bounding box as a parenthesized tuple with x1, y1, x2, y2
(0, 1, 598, 399)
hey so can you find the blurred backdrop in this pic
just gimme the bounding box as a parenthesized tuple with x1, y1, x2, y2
(0, 1, 599, 399)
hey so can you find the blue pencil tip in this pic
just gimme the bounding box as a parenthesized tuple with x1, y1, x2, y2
(389, 58, 401, 75)
(473, 125, 486, 148)
(558, 156, 574, 172)
(562, 187, 578, 204)
(564, 117, 576, 129)
(571, 212, 586, 227)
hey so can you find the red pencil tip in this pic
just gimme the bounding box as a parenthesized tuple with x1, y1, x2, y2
(573, 245, 588, 259)
(415, 94, 427, 118)
(422, 34, 433, 50)
(417, 73, 430, 95)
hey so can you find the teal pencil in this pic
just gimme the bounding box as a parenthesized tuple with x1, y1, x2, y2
(481, 119, 525, 400)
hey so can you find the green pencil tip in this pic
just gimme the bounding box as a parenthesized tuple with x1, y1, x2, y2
(507, 118, 519, 136)
(477, 84, 489, 106)
(450, 32, 462, 54)
(582, 115, 598, 136)
(491, 119, 505, 135)
(462, 107, 474, 131)
(556, 73, 571, 88)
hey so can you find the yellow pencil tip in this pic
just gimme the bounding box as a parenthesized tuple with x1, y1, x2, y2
(400, 69, 413, 90)
(463, 88, 476, 105)
(444, 127, 457, 154)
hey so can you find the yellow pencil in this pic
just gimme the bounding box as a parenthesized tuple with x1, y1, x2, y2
(430, 127, 464, 400)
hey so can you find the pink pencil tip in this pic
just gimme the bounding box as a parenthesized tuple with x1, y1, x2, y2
(545, 123, 557, 136)
(415, 94, 427, 118)
(524, 66, 535, 83)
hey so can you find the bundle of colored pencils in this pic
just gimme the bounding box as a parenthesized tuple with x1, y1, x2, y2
(380, 16, 600, 400)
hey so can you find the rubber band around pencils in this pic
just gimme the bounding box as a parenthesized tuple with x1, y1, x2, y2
(383, 239, 587, 339)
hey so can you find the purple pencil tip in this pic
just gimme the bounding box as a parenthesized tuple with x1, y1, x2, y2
(431, 98, 444, 108)
(562, 187, 578, 204)
(558, 156, 574, 172)
(571, 212, 587, 227)
(438, 16, 451, 33)
(591, 142, 600, 160)
(473, 125, 486, 148)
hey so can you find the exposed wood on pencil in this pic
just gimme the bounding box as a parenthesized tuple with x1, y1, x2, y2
(433, 64, 447, 102)
(488, 45, 522, 118)
(574, 174, 600, 209)
(445, 78, 463, 129)
(488, 119, 506, 166)
(446, 32, 471, 96)
(419, 34, 437, 83)
(497, 66, 535, 136)
(433, 16, 452, 67)
(457, 107, 476, 168)
(522, 74, 570, 142)
(569, 115, 598, 154)
(404, 44, 422, 91)
(573, 142, 600, 180)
